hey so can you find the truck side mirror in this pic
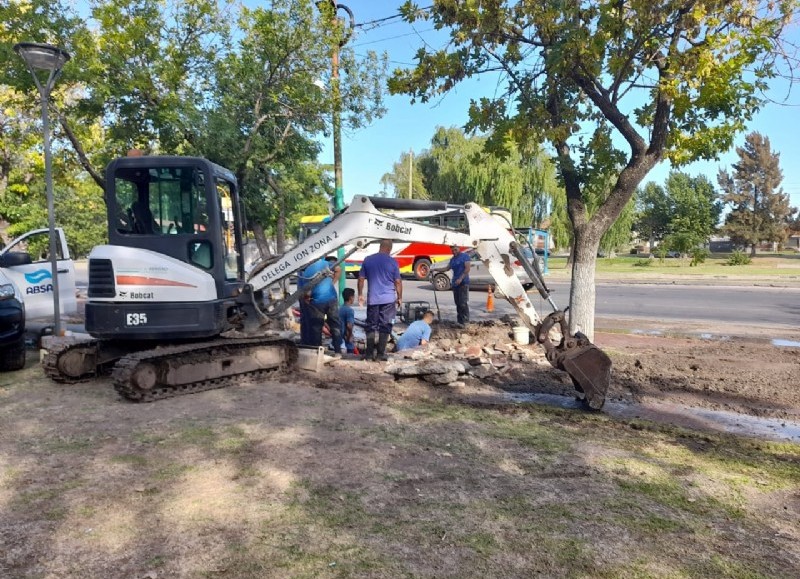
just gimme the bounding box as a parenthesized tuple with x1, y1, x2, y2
(0, 251, 33, 267)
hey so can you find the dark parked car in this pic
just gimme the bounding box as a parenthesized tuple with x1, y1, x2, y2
(0, 270, 26, 371)
(430, 248, 544, 292)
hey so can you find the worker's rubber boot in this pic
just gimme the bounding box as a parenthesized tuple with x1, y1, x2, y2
(376, 333, 390, 362)
(362, 334, 376, 361)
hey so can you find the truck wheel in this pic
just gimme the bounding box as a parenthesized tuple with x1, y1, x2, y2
(413, 258, 432, 280)
(0, 336, 27, 371)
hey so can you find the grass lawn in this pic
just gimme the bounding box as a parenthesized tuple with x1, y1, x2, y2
(543, 252, 800, 279)
(2, 363, 799, 578)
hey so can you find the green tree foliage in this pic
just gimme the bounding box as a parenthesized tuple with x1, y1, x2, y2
(390, 0, 796, 338)
(2, 0, 387, 255)
(664, 172, 722, 245)
(409, 127, 559, 228)
(638, 171, 722, 256)
(199, 0, 386, 252)
(635, 182, 672, 251)
(718, 132, 797, 254)
(379, 150, 429, 199)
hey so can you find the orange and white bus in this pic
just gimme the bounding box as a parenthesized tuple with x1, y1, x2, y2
(297, 200, 514, 279)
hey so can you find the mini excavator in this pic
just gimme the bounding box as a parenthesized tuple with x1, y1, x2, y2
(43, 155, 611, 408)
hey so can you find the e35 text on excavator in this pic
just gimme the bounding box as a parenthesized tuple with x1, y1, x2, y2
(43, 155, 611, 408)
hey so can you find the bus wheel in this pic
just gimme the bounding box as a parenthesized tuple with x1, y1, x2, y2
(413, 258, 432, 280)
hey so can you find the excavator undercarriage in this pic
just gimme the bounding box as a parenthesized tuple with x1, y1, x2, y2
(43, 335, 296, 402)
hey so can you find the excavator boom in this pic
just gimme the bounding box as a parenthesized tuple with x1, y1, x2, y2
(247, 195, 611, 408)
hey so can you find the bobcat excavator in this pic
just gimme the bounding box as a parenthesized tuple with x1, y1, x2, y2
(43, 155, 611, 408)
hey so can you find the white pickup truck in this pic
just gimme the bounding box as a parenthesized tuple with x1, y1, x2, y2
(0, 227, 77, 370)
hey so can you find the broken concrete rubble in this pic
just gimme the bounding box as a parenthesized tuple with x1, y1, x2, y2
(423, 370, 460, 385)
(384, 359, 466, 377)
(341, 319, 550, 386)
(467, 365, 496, 379)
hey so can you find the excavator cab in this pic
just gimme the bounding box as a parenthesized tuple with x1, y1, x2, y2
(104, 156, 243, 280)
(86, 156, 248, 341)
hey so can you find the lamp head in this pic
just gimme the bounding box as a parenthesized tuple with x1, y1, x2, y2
(14, 42, 70, 72)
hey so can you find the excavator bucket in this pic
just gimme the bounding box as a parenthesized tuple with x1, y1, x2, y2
(535, 313, 613, 410)
(560, 341, 612, 410)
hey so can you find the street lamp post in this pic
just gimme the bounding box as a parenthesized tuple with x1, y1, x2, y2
(14, 42, 71, 337)
(317, 1, 353, 302)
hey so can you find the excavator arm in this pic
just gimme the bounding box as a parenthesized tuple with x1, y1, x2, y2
(248, 196, 611, 409)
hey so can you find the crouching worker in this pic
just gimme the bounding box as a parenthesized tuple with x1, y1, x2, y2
(395, 310, 435, 352)
(340, 287, 356, 354)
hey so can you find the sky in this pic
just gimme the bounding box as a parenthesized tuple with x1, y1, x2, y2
(321, 1, 800, 211)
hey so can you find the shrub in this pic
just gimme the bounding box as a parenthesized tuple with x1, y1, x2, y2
(633, 259, 652, 267)
(727, 250, 752, 266)
(690, 247, 710, 267)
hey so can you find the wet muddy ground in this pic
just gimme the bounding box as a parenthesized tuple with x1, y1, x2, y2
(318, 321, 800, 443)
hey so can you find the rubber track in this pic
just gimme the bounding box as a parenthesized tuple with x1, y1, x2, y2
(42, 337, 101, 383)
(111, 337, 297, 402)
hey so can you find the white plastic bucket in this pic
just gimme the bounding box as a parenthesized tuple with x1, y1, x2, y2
(513, 326, 529, 345)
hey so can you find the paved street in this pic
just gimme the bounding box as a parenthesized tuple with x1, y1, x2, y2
(73, 260, 800, 334)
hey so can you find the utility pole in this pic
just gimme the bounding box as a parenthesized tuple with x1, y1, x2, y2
(408, 149, 413, 199)
(317, 1, 354, 302)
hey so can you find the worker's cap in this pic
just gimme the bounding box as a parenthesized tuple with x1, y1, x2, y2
(449, 243, 459, 249)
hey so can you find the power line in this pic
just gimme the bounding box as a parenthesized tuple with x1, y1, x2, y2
(355, 53, 417, 67)
(351, 28, 436, 48)
(354, 5, 434, 30)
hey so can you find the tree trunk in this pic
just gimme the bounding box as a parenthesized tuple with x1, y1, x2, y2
(569, 226, 602, 341)
(265, 173, 287, 254)
(251, 223, 271, 259)
(59, 114, 105, 190)
(276, 208, 286, 255)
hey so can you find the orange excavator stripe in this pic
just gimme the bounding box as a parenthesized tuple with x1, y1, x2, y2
(116, 275, 196, 288)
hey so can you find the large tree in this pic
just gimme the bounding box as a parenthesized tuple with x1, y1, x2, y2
(635, 182, 672, 252)
(718, 132, 797, 254)
(636, 172, 722, 254)
(408, 126, 560, 227)
(379, 150, 430, 199)
(391, 0, 795, 339)
(3, 0, 387, 255)
(201, 0, 386, 253)
(664, 172, 722, 247)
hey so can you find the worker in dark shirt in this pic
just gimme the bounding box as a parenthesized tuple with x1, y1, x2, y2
(444, 244, 471, 326)
(357, 239, 402, 361)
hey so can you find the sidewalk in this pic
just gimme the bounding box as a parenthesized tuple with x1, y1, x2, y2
(544, 268, 800, 287)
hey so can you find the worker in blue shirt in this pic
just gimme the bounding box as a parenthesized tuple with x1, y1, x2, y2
(298, 256, 342, 352)
(339, 287, 356, 354)
(444, 244, 471, 326)
(358, 239, 402, 361)
(395, 311, 435, 352)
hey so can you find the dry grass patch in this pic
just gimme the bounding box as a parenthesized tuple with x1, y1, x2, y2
(1, 367, 799, 578)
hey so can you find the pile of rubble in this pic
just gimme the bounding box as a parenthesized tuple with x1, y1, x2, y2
(383, 320, 547, 386)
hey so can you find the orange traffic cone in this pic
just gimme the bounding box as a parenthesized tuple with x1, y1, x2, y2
(486, 286, 495, 312)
